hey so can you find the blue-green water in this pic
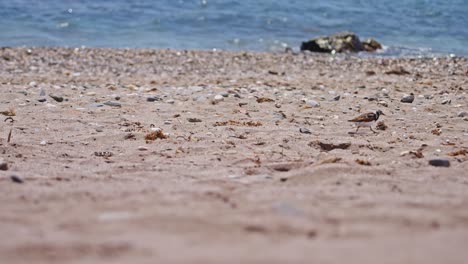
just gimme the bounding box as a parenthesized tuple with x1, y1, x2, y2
(1, 0, 467, 56)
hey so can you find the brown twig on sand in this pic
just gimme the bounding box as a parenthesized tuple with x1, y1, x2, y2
(4, 117, 14, 143)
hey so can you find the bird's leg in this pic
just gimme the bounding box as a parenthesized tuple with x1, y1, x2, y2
(370, 126, 376, 133)
(355, 126, 360, 133)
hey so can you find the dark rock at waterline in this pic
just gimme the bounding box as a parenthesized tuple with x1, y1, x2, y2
(362, 38, 382, 52)
(301, 32, 382, 53)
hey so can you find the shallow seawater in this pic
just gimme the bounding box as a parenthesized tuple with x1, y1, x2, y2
(0, 0, 467, 56)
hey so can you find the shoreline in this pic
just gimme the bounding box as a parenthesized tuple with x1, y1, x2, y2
(2, 45, 467, 58)
(1, 47, 467, 263)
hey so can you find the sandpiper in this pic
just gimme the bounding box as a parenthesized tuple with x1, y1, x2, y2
(348, 110, 384, 133)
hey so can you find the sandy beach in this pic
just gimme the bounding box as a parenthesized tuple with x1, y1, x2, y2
(1, 47, 468, 263)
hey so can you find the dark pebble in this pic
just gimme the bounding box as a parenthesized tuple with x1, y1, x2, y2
(299, 128, 312, 134)
(333, 95, 341, 101)
(49, 94, 64, 102)
(37, 98, 47, 102)
(10, 175, 24, 184)
(401, 93, 415, 103)
(0, 161, 8, 171)
(147, 96, 162, 102)
(103, 101, 122, 107)
(187, 118, 202, 123)
(428, 159, 450, 167)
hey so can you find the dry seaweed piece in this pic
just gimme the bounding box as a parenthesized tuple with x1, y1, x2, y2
(0, 108, 15, 116)
(214, 120, 263, 127)
(431, 128, 442, 135)
(124, 133, 136, 140)
(385, 67, 410, 75)
(355, 159, 371, 166)
(316, 156, 342, 165)
(187, 118, 202, 123)
(410, 150, 424, 158)
(256, 97, 274, 103)
(376, 121, 388, 131)
(447, 149, 467, 156)
(309, 141, 351, 151)
(145, 130, 168, 141)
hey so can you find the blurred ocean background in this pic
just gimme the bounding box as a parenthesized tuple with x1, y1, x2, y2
(0, 0, 467, 56)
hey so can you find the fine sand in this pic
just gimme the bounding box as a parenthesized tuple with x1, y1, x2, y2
(1, 47, 467, 263)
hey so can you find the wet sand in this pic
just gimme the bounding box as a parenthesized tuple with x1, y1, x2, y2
(1, 47, 468, 263)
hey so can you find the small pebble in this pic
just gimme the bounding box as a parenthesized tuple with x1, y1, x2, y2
(137, 146, 148, 151)
(401, 93, 415, 103)
(166, 99, 175, 104)
(428, 159, 450, 167)
(299, 128, 311, 134)
(306, 99, 320, 108)
(213, 94, 224, 104)
(49, 94, 64, 102)
(103, 101, 121, 107)
(187, 118, 202, 123)
(0, 159, 8, 171)
(457, 111, 468, 117)
(147, 96, 161, 102)
(10, 175, 24, 184)
(40, 140, 47, 145)
(37, 98, 47, 102)
(333, 95, 340, 101)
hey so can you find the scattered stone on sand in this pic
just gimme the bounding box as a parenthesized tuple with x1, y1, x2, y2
(103, 101, 121, 107)
(305, 99, 320, 108)
(441, 99, 451, 105)
(0, 159, 8, 171)
(376, 121, 388, 130)
(137, 146, 148, 151)
(362, 38, 383, 52)
(299, 128, 312, 134)
(37, 98, 47, 102)
(10, 175, 24, 184)
(49, 94, 64, 102)
(401, 93, 415, 103)
(187, 118, 202, 123)
(94, 151, 113, 158)
(300, 32, 381, 53)
(212, 94, 224, 104)
(333, 95, 341, 101)
(147, 96, 161, 102)
(378, 101, 388, 107)
(457, 111, 467, 117)
(40, 140, 47, 145)
(429, 159, 450, 167)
